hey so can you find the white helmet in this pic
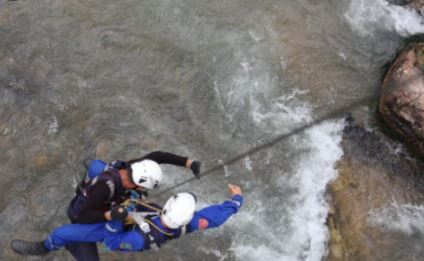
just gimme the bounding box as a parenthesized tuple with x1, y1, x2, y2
(131, 160, 162, 189)
(161, 192, 196, 229)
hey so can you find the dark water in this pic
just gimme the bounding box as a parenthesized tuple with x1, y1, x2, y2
(0, 0, 423, 260)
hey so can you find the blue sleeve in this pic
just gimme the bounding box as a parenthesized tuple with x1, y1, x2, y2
(187, 195, 243, 233)
(87, 160, 107, 179)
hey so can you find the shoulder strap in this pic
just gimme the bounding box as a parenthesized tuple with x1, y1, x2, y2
(144, 218, 175, 238)
(91, 170, 121, 200)
(104, 179, 115, 200)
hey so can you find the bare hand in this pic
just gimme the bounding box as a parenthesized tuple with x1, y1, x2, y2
(104, 211, 112, 221)
(228, 184, 242, 196)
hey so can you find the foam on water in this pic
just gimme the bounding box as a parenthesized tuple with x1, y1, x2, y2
(369, 202, 424, 234)
(230, 119, 344, 261)
(0, 1, 353, 259)
(244, 156, 253, 171)
(345, 0, 424, 36)
(47, 115, 59, 136)
(287, 121, 344, 259)
(205, 15, 346, 257)
(223, 81, 344, 260)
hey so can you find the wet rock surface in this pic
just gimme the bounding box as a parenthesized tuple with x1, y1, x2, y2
(327, 118, 424, 261)
(387, 0, 424, 9)
(387, 0, 415, 6)
(410, 0, 424, 9)
(379, 42, 424, 159)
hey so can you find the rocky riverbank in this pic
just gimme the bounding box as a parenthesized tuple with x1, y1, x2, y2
(327, 118, 424, 260)
(379, 42, 424, 159)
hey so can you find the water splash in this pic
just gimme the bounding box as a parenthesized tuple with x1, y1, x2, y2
(345, 0, 424, 36)
(229, 116, 344, 261)
(369, 202, 424, 234)
(47, 115, 59, 136)
(209, 19, 345, 257)
(284, 120, 344, 261)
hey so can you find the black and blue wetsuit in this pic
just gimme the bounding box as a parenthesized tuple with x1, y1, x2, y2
(66, 151, 190, 261)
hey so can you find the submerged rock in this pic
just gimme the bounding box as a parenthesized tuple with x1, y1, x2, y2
(327, 118, 424, 261)
(386, 0, 424, 9)
(379, 42, 424, 159)
(386, 0, 414, 6)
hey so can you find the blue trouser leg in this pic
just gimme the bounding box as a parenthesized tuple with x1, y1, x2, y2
(45, 220, 146, 253)
(102, 229, 146, 252)
(44, 223, 110, 251)
(44, 221, 145, 253)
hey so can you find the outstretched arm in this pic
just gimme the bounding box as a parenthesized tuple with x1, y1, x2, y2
(128, 151, 201, 179)
(128, 151, 188, 166)
(187, 184, 243, 232)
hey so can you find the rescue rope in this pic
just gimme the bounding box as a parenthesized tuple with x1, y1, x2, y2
(129, 199, 162, 213)
(151, 95, 377, 199)
(123, 198, 162, 223)
(122, 199, 175, 237)
(144, 219, 175, 237)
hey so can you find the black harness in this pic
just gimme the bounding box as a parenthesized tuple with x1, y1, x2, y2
(67, 168, 125, 222)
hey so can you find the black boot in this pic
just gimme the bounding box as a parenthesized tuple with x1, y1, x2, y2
(10, 239, 49, 255)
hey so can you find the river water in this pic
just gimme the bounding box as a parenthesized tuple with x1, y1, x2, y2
(0, 0, 423, 260)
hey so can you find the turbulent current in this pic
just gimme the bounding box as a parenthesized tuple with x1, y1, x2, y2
(0, 0, 423, 260)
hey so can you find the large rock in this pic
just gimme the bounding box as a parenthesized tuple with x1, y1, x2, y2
(386, 0, 424, 9)
(379, 42, 424, 159)
(387, 0, 414, 6)
(327, 118, 424, 261)
(410, 0, 424, 9)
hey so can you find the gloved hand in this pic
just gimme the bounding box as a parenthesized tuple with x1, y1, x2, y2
(110, 206, 128, 221)
(190, 161, 201, 179)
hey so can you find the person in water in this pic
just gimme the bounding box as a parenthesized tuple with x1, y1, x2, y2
(11, 184, 243, 256)
(60, 151, 201, 260)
